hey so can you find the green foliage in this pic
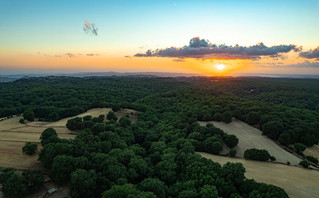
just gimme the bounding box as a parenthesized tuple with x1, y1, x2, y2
(107, 111, 118, 121)
(49, 155, 76, 183)
(22, 169, 44, 193)
(245, 111, 260, 125)
(213, 113, 222, 121)
(40, 127, 58, 146)
(294, 143, 307, 154)
(22, 142, 38, 155)
(19, 118, 25, 124)
(203, 138, 223, 154)
(119, 116, 132, 127)
(306, 155, 318, 164)
(70, 169, 97, 198)
(66, 117, 83, 130)
(278, 133, 291, 146)
(262, 121, 284, 140)
(23, 109, 34, 121)
(102, 184, 142, 198)
(138, 178, 167, 198)
(244, 148, 271, 161)
(224, 134, 239, 148)
(221, 162, 246, 185)
(229, 149, 237, 157)
(2, 173, 28, 198)
(221, 111, 232, 123)
(299, 160, 310, 168)
(48, 112, 59, 121)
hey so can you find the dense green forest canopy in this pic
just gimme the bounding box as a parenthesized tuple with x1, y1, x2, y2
(1, 76, 318, 197)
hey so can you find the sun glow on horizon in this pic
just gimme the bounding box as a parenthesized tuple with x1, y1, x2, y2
(216, 64, 225, 70)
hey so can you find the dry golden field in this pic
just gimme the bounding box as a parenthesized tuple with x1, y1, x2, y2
(198, 119, 302, 165)
(199, 152, 319, 198)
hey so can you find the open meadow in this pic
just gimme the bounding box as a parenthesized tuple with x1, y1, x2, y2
(198, 119, 302, 165)
(199, 152, 319, 198)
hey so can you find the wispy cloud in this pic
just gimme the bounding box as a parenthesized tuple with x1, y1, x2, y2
(135, 37, 301, 60)
(257, 60, 319, 68)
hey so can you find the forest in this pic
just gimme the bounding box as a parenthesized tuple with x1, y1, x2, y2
(0, 76, 318, 197)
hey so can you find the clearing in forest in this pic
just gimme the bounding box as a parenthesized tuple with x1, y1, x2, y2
(198, 119, 301, 165)
(199, 152, 319, 198)
(0, 108, 137, 170)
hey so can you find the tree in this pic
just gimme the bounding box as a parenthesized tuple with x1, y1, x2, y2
(70, 169, 97, 198)
(306, 155, 318, 164)
(199, 185, 220, 198)
(119, 116, 132, 127)
(224, 134, 239, 148)
(261, 121, 284, 140)
(22, 142, 38, 155)
(278, 133, 291, 146)
(102, 184, 141, 198)
(40, 127, 57, 146)
(244, 148, 271, 161)
(138, 178, 167, 198)
(66, 117, 83, 130)
(91, 123, 106, 135)
(22, 169, 44, 193)
(213, 113, 222, 121)
(112, 104, 121, 112)
(48, 112, 59, 121)
(19, 118, 25, 124)
(107, 111, 118, 121)
(299, 160, 310, 168)
(221, 111, 232, 123)
(221, 162, 246, 185)
(49, 155, 76, 183)
(294, 143, 306, 154)
(2, 173, 28, 198)
(203, 139, 223, 154)
(246, 112, 260, 125)
(229, 149, 237, 157)
(23, 109, 34, 121)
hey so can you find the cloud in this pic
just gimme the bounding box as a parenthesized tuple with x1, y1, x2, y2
(257, 60, 319, 68)
(86, 53, 100, 56)
(173, 59, 185, 62)
(65, 53, 76, 58)
(83, 19, 98, 36)
(135, 37, 301, 60)
(124, 55, 132, 58)
(299, 47, 319, 60)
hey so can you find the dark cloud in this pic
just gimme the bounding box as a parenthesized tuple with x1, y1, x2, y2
(135, 37, 300, 60)
(86, 53, 100, 56)
(125, 55, 132, 58)
(299, 47, 319, 60)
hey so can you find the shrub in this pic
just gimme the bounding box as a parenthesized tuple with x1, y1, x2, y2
(306, 155, 318, 164)
(22, 142, 38, 155)
(229, 149, 237, 157)
(224, 134, 239, 148)
(299, 160, 310, 168)
(19, 119, 25, 124)
(221, 111, 232, 123)
(107, 111, 118, 121)
(244, 148, 271, 161)
(23, 109, 34, 121)
(294, 143, 306, 154)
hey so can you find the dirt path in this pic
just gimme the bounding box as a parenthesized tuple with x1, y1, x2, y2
(198, 120, 301, 165)
(199, 152, 319, 198)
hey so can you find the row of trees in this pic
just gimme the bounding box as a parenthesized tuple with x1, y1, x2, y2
(0, 168, 44, 197)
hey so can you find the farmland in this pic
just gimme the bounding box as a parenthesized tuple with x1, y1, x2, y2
(198, 120, 302, 165)
(199, 152, 319, 198)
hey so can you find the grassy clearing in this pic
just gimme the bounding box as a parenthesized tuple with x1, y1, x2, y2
(46, 108, 111, 127)
(199, 152, 319, 198)
(198, 120, 301, 165)
(305, 145, 319, 159)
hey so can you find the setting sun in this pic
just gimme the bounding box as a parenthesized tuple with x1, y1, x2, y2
(216, 64, 225, 70)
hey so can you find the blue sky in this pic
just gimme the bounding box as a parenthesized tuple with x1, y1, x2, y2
(0, 0, 318, 75)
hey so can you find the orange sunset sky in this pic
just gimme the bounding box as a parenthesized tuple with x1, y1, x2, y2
(1, 0, 319, 76)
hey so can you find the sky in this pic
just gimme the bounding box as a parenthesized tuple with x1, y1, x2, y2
(0, 0, 319, 76)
